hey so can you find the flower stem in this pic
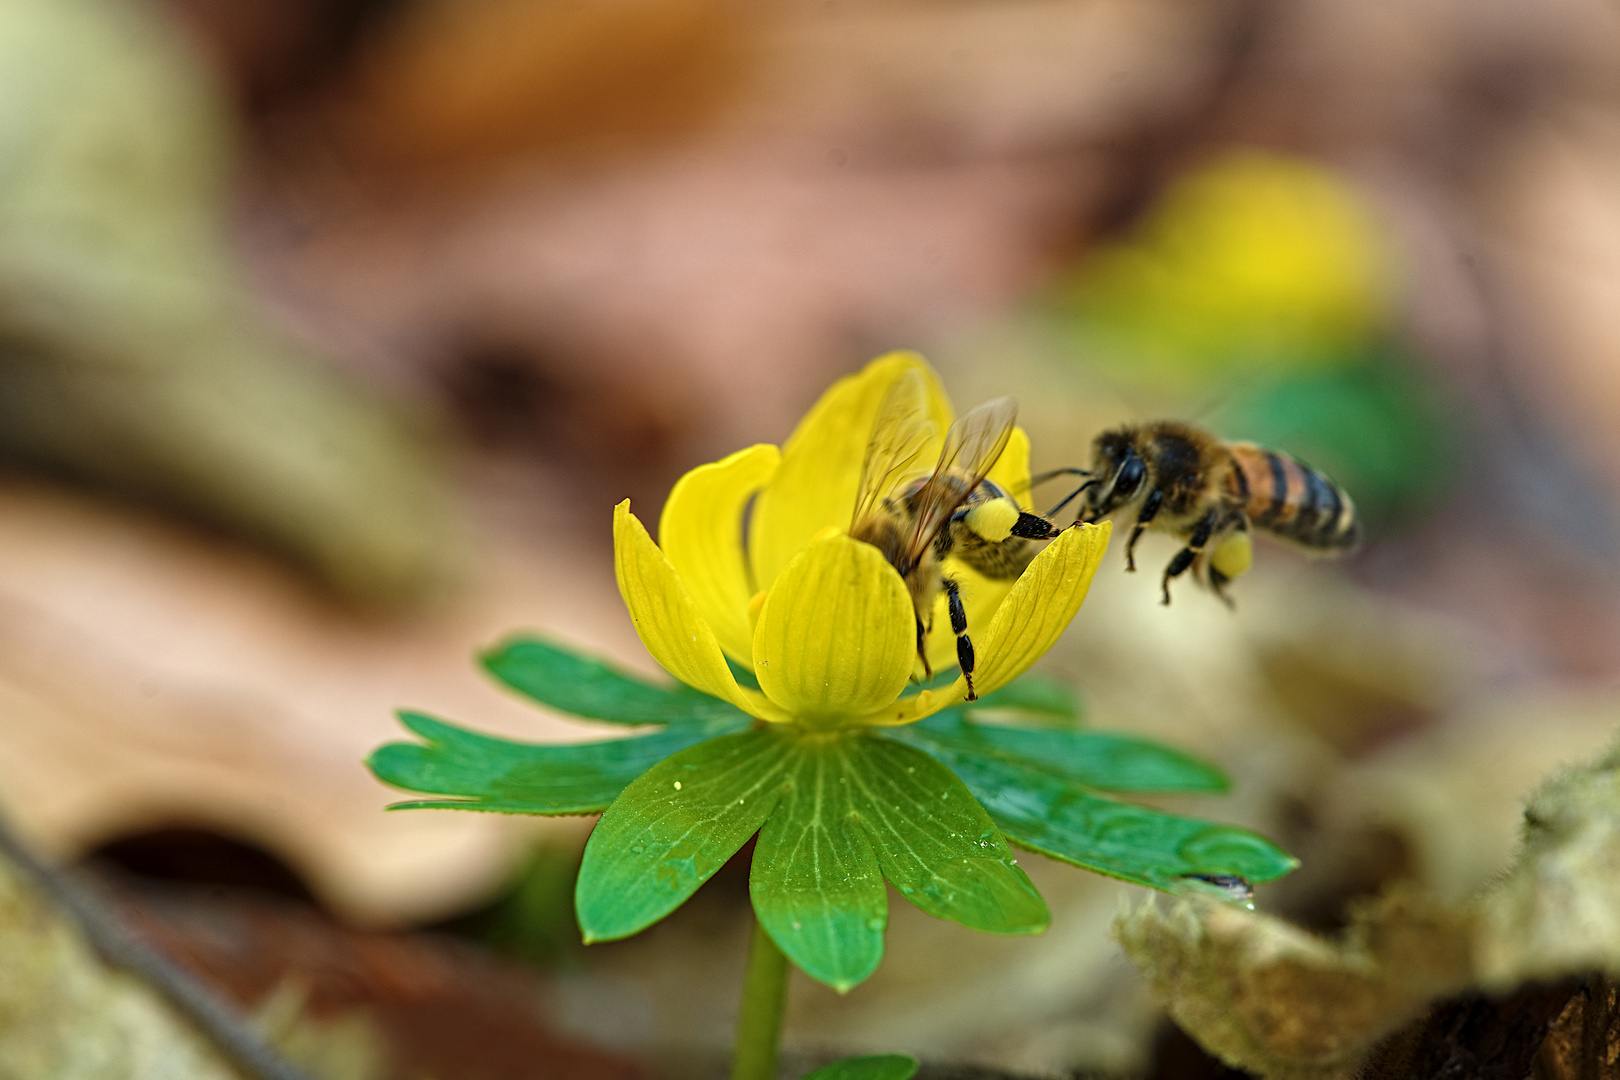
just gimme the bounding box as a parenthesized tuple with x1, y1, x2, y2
(731, 913, 790, 1080)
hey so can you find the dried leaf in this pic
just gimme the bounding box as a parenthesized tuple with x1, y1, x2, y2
(1476, 735, 1620, 989)
(1114, 888, 1473, 1080)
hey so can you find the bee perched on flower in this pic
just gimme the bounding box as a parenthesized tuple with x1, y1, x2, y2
(620, 351, 1109, 730)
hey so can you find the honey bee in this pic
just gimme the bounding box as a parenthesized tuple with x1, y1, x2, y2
(1049, 421, 1360, 605)
(850, 372, 1062, 700)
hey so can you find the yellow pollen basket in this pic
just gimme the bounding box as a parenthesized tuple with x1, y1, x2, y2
(1211, 530, 1253, 580)
(963, 498, 1021, 544)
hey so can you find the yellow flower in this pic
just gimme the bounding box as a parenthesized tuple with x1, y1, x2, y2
(614, 352, 1111, 730)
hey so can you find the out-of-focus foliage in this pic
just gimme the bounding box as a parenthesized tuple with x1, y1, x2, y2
(1476, 735, 1620, 987)
(0, 844, 384, 1080)
(1118, 890, 1474, 1079)
(1116, 727, 1620, 1079)
(346, 0, 751, 170)
(473, 843, 587, 969)
(0, 0, 454, 602)
(799, 1054, 918, 1080)
(0, 852, 240, 1079)
(249, 984, 389, 1080)
(1058, 152, 1398, 385)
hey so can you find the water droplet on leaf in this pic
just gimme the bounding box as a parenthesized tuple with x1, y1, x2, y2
(1175, 872, 1255, 908)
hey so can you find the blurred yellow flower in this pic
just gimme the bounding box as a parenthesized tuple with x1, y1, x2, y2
(1066, 151, 1398, 384)
(614, 352, 1110, 730)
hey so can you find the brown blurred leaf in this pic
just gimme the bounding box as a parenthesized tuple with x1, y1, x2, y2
(1115, 889, 1473, 1080)
(0, 0, 456, 604)
(1476, 735, 1620, 989)
(345, 0, 751, 170)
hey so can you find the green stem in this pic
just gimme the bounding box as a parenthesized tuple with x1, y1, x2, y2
(731, 914, 790, 1080)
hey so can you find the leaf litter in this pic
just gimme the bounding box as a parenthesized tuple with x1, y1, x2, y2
(1116, 728, 1620, 1079)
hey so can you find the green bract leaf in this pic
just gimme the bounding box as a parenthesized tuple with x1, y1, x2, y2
(900, 712, 1228, 793)
(482, 635, 745, 725)
(575, 727, 1048, 991)
(751, 741, 888, 992)
(962, 673, 1081, 722)
(367, 711, 748, 814)
(943, 753, 1297, 891)
(801, 1056, 918, 1080)
(576, 730, 793, 943)
(848, 736, 1048, 934)
(753, 733, 1046, 990)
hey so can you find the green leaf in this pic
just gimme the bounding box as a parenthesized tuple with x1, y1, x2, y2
(963, 673, 1081, 722)
(576, 730, 794, 942)
(751, 740, 888, 992)
(367, 710, 748, 814)
(899, 712, 1228, 793)
(942, 753, 1297, 891)
(752, 733, 1046, 991)
(481, 635, 745, 725)
(848, 736, 1049, 934)
(801, 1056, 918, 1080)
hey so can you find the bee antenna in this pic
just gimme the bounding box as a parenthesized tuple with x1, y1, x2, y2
(1046, 479, 1097, 519)
(1028, 467, 1091, 488)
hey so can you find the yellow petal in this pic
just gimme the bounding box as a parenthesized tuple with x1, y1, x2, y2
(748, 352, 952, 594)
(971, 522, 1111, 696)
(613, 501, 789, 723)
(753, 534, 915, 726)
(986, 426, 1032, 508)
(859, 683, 965, 727)
(658, 444, 780, 664)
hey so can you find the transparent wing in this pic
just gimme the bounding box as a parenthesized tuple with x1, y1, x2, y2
(852, 369, 936, 527)
(902, 396, 1017, 566)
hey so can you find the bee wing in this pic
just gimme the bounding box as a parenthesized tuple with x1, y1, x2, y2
(902, 396, 1017, 566)
(851, 369, 937, 527)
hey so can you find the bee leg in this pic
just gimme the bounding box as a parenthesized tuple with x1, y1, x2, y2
(1161, 509, 1216, 605)
(943, 576, 977, 701)
(1208, 566, 1237, 610)
(1010, 511, 1061, 540)
(915, 617, 933, 681)
(1126, 489, 1164, 572)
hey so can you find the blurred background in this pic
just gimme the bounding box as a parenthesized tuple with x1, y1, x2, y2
(3, 0, 1620, 1075)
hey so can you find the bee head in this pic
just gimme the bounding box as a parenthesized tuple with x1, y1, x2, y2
(1084, 430, 1148, 519)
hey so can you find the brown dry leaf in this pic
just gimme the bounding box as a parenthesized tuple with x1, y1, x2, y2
(1476, 732, 1620, 989)
(0, 477, 615, 926)
(1115, 889, 1473, 1080)
(0, 0, 454, 604)
(346, 0, 752, 169)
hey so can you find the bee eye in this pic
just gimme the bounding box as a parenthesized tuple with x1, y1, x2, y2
(1113, 456, 1146, 500)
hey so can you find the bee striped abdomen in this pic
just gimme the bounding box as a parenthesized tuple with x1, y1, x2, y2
(1228, 443, 1360, 551)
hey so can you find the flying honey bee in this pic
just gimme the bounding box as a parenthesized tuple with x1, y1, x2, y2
(850, 372, 1062, 700)
(1047, 421, 1360, 605)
